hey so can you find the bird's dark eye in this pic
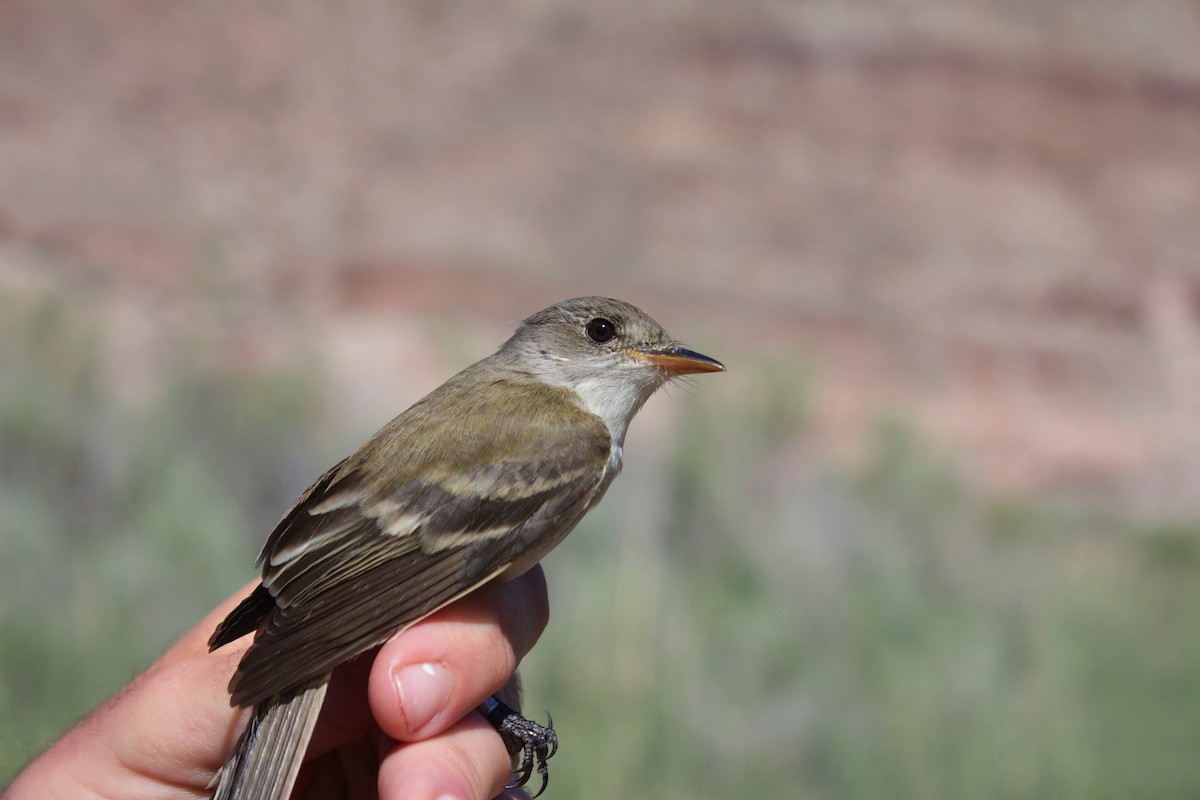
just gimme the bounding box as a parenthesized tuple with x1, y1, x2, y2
(585, 317, 617, 343)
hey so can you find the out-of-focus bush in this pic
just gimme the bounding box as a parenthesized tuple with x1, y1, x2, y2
(0, 300, 322, 780)
(5, 301, 1200, 798)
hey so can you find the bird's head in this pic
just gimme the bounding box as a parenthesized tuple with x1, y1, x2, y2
(502, 297, 724, 443)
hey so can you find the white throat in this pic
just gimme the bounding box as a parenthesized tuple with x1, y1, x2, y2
(525, 355, 662, 451)
(568, 370, 653, 448)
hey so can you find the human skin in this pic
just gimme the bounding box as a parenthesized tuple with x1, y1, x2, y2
(5, 567, 550, 800)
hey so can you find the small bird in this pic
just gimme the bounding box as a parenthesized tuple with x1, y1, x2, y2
(207, 297, 724, 799)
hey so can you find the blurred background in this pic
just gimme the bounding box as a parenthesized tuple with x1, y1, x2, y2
(4, 0, 1200, 796)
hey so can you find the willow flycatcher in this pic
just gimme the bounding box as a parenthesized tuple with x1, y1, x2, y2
(207, 297, 724, 799)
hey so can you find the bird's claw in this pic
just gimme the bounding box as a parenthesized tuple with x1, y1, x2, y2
(479, 698, 558, 798)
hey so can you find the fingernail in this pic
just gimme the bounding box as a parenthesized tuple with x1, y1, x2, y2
(393, 662, 452, 734)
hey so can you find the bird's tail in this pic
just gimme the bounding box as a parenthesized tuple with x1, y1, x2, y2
(210, 674, 330, 800)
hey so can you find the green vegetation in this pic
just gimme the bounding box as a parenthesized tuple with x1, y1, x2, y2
(4, 301, 1200, 798)
(0, 300, 323, 780)
(529, 408, 1200, 800)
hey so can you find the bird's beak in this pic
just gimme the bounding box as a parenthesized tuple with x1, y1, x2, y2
(635, 346, 725, 375)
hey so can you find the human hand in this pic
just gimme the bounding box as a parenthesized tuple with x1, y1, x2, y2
(6, 566, 549, 800)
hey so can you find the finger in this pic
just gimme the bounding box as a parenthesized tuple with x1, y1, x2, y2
(368, 566, 549, 743)
(377, 713, 512, 800)
(307, 567, 547, 757)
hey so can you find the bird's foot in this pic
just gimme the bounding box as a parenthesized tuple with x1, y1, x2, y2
(478, 696, 557, 798)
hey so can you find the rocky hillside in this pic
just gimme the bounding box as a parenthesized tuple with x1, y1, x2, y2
(3, 0, 1200, 513)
